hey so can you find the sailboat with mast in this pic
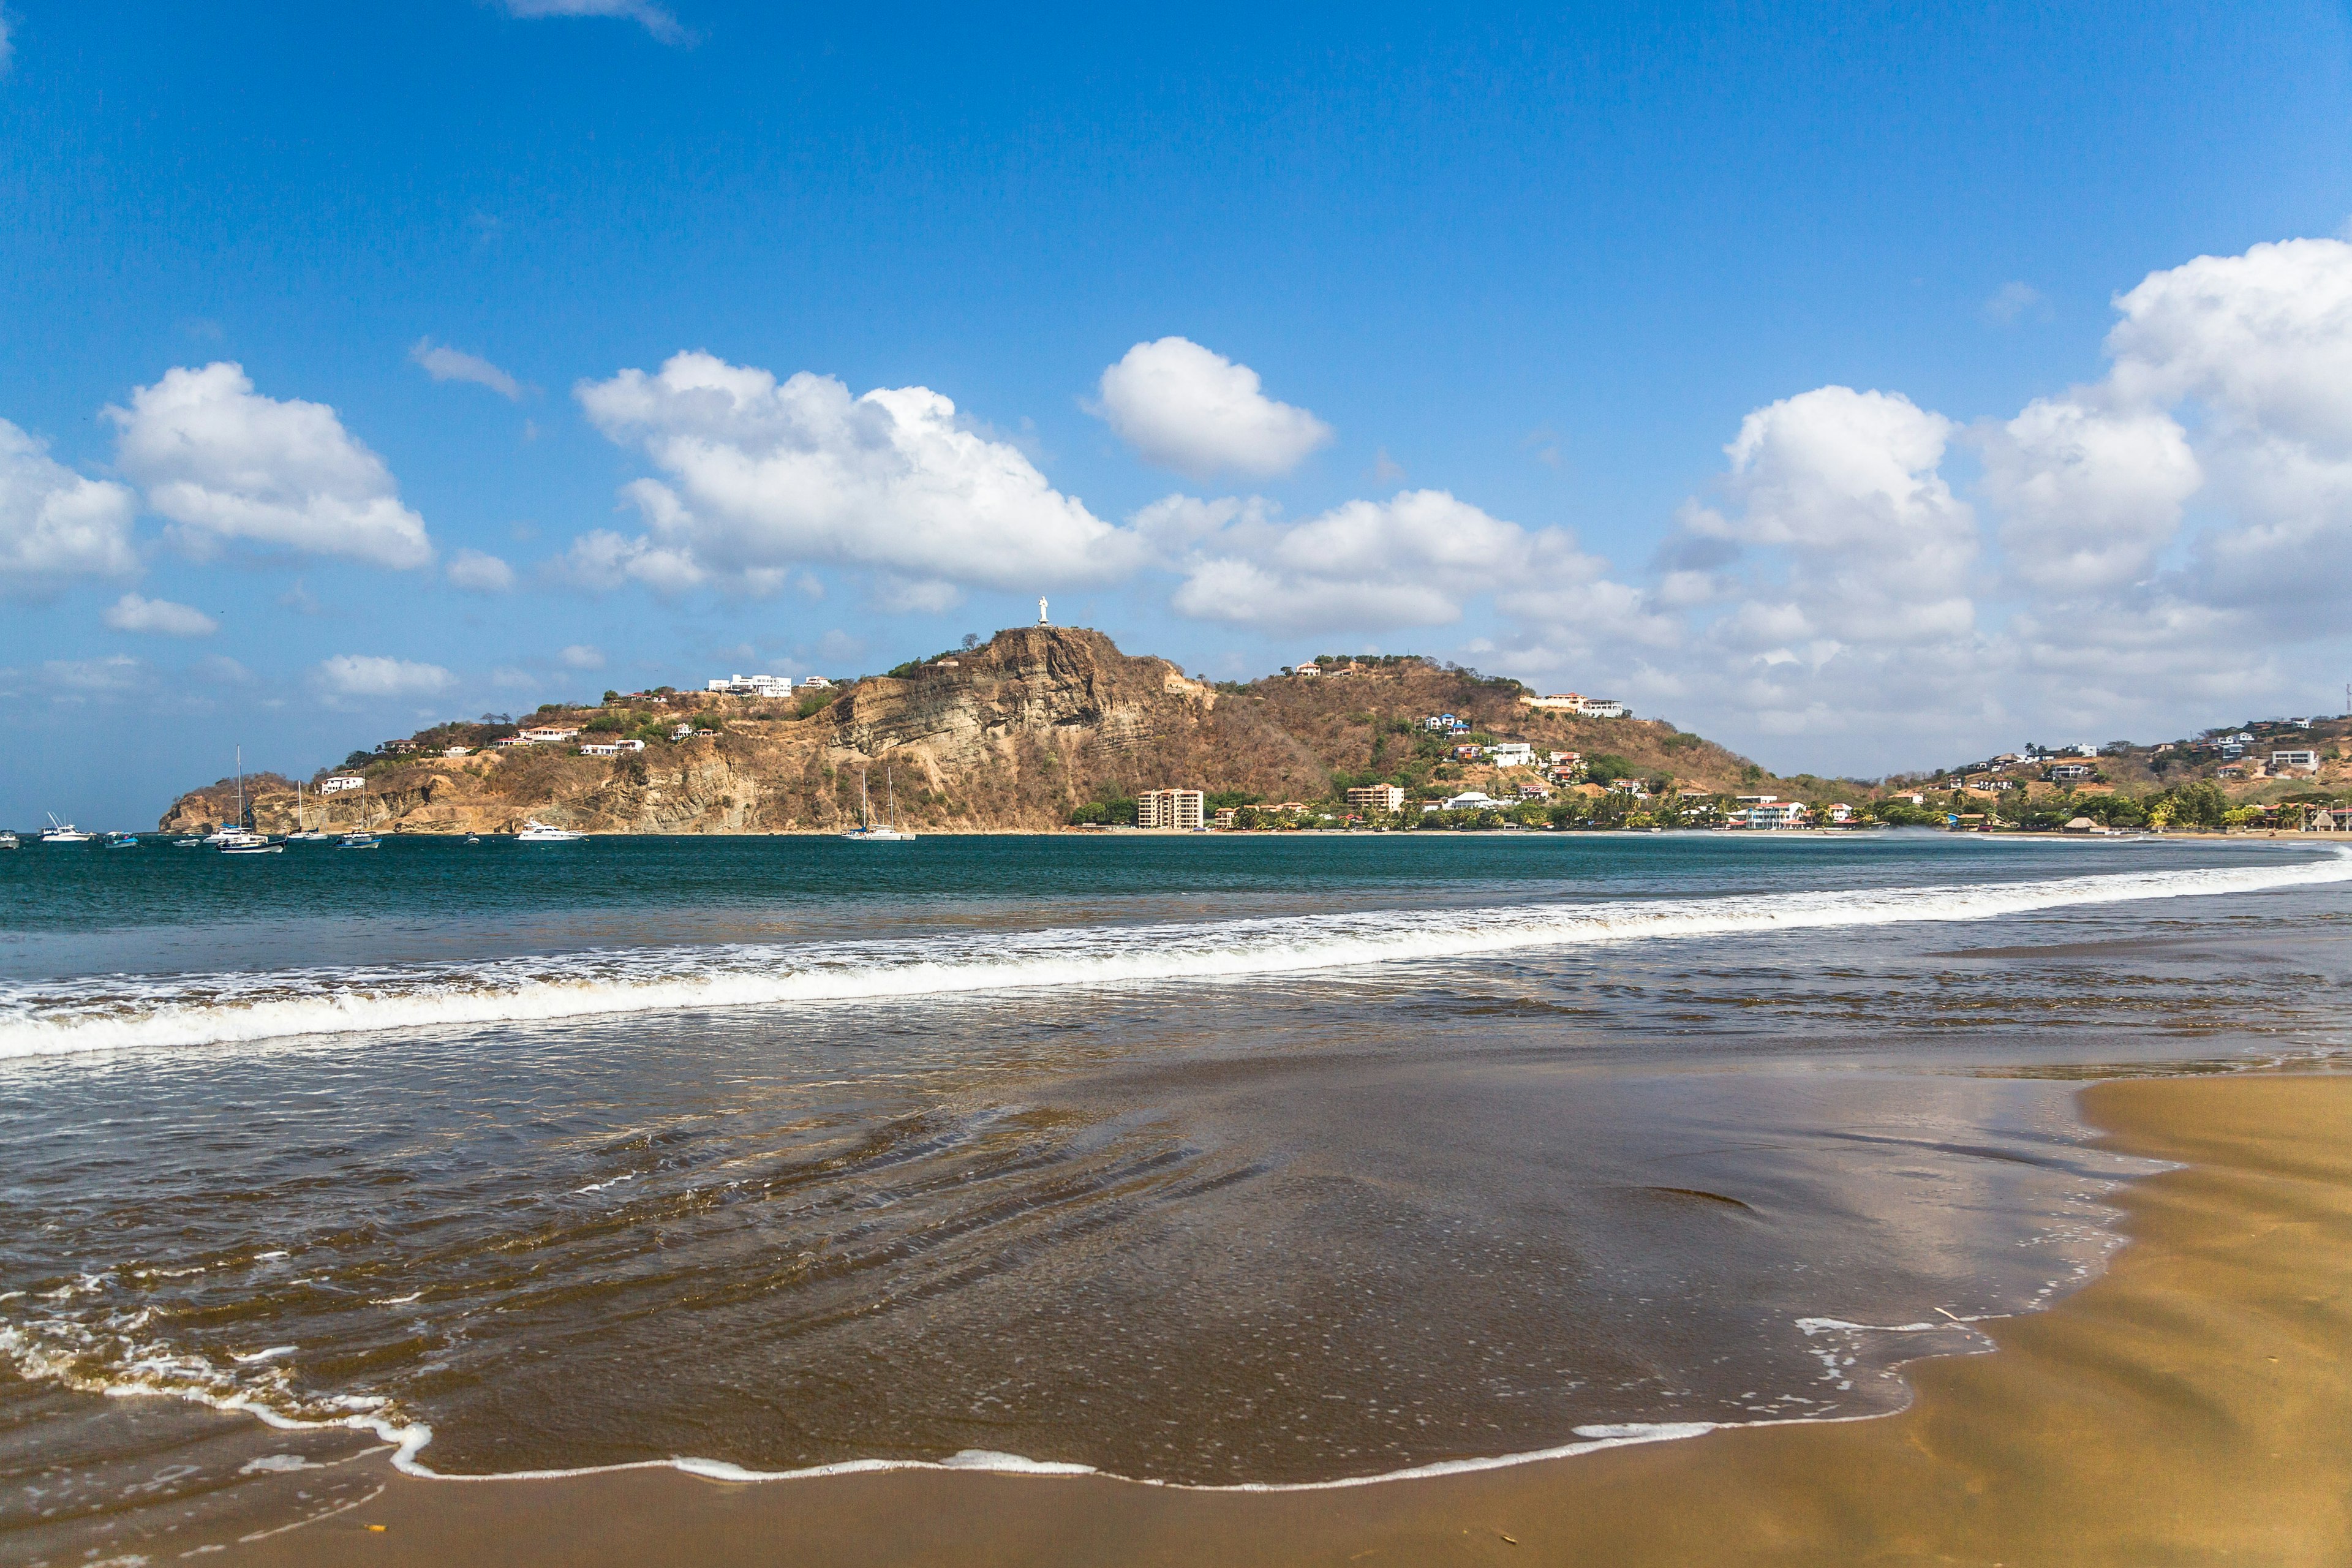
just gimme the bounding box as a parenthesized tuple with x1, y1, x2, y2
(841, 764, 915, 842)
(207, 747, 280, 852)
(287, 779, 333, 841)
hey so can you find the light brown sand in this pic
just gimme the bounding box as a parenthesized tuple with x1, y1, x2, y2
(236, 1074, 2352, 1567)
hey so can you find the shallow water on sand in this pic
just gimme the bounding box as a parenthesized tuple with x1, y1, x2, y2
(2, 832, 2348, 1556)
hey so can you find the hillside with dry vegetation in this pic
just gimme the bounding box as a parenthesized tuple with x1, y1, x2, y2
(160, 625, 2351, 835)
(159, 627, 1804, 835)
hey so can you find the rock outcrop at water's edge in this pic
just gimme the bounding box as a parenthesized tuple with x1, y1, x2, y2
(157, 626, 1763, 835)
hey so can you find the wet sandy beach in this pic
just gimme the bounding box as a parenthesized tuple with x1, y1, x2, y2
(221, 1072, 2352, 1566)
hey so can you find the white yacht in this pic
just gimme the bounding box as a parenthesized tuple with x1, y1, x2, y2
(517, 819, 585, 842)
(842, 767, 915, 843)
(40, 815, 94, 844)
(206, 748, 273, 851)
(0, 831, 18, 850)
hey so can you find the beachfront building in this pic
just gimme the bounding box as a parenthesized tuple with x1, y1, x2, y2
(1137, 788, 1206, 831)
(1734, 801, 1812, 829)
(1442, 790, 1501, 810)
(1346, 784, 1406, 815)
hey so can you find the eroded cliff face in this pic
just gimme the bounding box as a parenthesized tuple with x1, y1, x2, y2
(160, 628, 1237, 835)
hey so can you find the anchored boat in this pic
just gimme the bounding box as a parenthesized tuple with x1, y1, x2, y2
(842, 766, 915, 842)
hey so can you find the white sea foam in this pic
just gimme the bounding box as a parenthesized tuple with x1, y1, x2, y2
(4, 848, 2346, 1062)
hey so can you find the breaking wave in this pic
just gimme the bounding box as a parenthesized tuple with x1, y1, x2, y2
(4, 848, 2347, 1061)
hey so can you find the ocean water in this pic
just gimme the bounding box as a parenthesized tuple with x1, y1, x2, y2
(2, 831, 2349, 1555)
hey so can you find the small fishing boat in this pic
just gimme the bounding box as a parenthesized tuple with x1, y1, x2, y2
(337, 831, 380, 850)
(841, 767, 915, 843)
(221, 840, 283, 855)
(0, 831, 18, 850)
(105, 832, 140, 849)
(173, 837, 202, 848)
(517, 819, 584, 843)
(40, 815, 93, 844)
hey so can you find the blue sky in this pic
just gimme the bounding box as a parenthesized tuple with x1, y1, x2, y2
(6, 1, 2352, 824)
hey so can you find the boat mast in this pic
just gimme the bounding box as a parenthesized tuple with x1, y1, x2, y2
(235, 746, 245, 832)
(886, 764, 896, 829)
(861, 769, 871, 829)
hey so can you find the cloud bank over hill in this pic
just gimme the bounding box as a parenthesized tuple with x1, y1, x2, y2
(10, 237, 2351, 776)
(518, 236, 2352, 765)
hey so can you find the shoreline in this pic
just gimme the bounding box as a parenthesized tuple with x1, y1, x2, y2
(224, 1071, 2352, 1565)
(107, 824, 2338, 839)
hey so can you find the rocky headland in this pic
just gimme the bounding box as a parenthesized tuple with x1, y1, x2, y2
(157, 627, 1765, 835)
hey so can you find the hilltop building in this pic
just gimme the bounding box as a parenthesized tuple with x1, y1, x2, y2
(707, 674, 795, 698)
(1520, 692, 1627, 718)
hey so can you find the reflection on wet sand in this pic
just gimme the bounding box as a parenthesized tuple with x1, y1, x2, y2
(224, 1074, 2352, 1566)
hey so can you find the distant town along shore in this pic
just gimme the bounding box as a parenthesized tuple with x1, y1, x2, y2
(158, 628, 2352, 839)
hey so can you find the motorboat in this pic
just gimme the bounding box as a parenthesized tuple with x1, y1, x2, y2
(337, 831, 380, 850)
(842, 766, 915, 842)
(517, 819, 585, 843)
(40, 815, 93, 844)
(0, 831, 18, 849)
(173, 837, 202, 847)
(221, 839, 283, 855)
(105, 832, 140, 849)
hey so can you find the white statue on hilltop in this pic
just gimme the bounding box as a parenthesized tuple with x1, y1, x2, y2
(1038, 596, 1049, 627)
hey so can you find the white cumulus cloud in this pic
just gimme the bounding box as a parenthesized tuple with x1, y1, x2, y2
(1977, 396, 2199, 592)
(1694, 386, 1978, 648)
(0, 418, 140, 596)
(1095, 337, 1333, 480)
(315, 654, 454, 699)
(109, 363, 434, 570)
(2098, 237, 2352, 617)
(1158, 488, 1655, 640)
(572, 351, 1135, 597)
(446, 548, 516, 592)
(411, 340, 524, 401)
(558, 643, 605, 670)
(103, 593, 217, 637)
